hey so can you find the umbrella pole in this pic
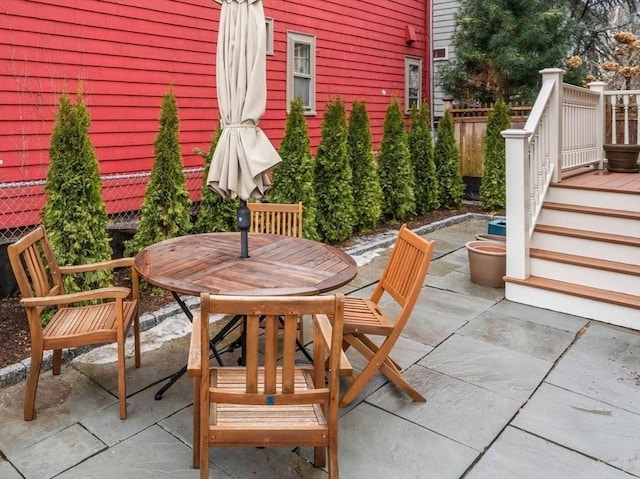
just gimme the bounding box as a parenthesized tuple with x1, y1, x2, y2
(237, 199, 251, 258)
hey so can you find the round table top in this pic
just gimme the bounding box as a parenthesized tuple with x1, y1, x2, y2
(134, 233, 358, 297)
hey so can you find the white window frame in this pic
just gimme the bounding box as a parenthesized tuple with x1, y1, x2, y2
(265, 17, 274, 55)
(405, 56, 422, 113)
(433, 46, 449, 61)
(286, 31, 316, 115)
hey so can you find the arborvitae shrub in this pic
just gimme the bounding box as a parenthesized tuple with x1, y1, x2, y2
(480, 99, 510, 212)
(314, 97, 355, 243)
(42, 90, 112, 293)
(194, 123, 239, 233)
(347, 100, 382, 232)
(378, 98, 415, 223)
(269, 98, 319, 240)
(125, 89, 192, 256)
(408, 103, 439, 214)
(434, 109, 465, 209)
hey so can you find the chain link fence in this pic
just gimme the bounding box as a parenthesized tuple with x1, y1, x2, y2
(0, 167, 205, 244)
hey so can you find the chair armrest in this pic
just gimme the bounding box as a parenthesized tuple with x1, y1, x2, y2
(314, 313, 352, 377)
(20, 287, 131, 308)
(187, 310, 202, 377)
(59, 257, 134, 274)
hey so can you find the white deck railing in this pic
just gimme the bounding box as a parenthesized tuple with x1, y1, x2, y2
(502, 68, 638, 280)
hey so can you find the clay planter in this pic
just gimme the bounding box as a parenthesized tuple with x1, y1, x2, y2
(474, 233, 506, 242)
(604, 144, 640, 173)
(466, 240, 506, 288)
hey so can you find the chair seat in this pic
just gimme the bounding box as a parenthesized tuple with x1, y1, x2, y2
(43, 300, 138, 349)
(342, 297, 393, 335)
(209, 366, 329, 446)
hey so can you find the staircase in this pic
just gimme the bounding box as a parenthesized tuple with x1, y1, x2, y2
(505, 173, 640, 330)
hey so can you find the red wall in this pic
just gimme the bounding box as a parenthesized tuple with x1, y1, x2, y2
(0, 0, 429, 230)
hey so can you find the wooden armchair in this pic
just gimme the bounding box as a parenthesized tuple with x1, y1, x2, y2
(339, 224, 435, 407)
(248, 201, 303, 237)
(7, 226, 141, 420)
(188, 293, 344, 479)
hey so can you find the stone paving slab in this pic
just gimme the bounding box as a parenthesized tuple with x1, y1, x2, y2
(0, 458, 21, 479)
(426, 269, 505, 302)
(10, 423, 106, 479)
(466, 426, 638, 479)
(419, 333, 552, 401)
(458, 309, 577, 361)
(546, 322, 640, 414)
(487, 300, 589, 333)
(367, 365, 522, 451)
(55, 425, 224, 479)
(339, 402, 478, 479)
(513, 382, 640, 476)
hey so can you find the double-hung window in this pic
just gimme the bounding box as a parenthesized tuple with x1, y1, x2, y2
(287, 32, 316, 114)
(405, 57, 422, 113)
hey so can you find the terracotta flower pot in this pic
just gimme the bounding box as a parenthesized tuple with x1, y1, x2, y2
(604, 144, 640, 173)
(466, 240, 506, 288)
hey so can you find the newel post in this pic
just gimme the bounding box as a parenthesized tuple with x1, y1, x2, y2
(502, 128, 531, 280)
(588, 81, 606, 164)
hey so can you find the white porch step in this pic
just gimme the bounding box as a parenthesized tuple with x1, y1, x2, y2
(530, 249, 640, 296)
(538, 203, 640, 237)
(545, 185, 640, 212)
(532, 225, 640, 264)
(504, 277, 640, 330)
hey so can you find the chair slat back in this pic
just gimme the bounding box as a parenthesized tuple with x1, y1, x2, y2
(373, 225, 434, 323)
(8, 226, 63, 300)
(248, 202, 303, 238)
(200, 294, 343, 403)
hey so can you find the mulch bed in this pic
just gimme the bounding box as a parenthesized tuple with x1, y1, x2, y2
(0, 204, 487, 369)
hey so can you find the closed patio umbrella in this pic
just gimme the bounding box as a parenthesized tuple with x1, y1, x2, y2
(207, 0, 281, 257)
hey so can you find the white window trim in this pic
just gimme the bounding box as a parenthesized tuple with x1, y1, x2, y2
(286, 31, 316, 115)
(265, 17, 274, 55)
(433, 46, 449, 61)
(405, 56, 422, 114)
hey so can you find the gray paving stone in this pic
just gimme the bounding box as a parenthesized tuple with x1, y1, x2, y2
(426, 269, 506, 301)
(158, 404, 194, 448)
(81, 370, 194, 447)
(546, 323, 640, 414)
(513, 383, 640, 476)
(10, 423, 106, 479)
(55, 425, 226, 478)
(0, 367, 116, 455)
(367, 365, 522, 450)
(488, 300, 589, 332)
(459, 310, 576, 361)
(339, 402, 478, 478)
(0, 457, 22, 479)
(403, 287, 496, 347)
(420, 334, 552, 401)
(206, 445, 296, 478)
(466, 426, 637, 479)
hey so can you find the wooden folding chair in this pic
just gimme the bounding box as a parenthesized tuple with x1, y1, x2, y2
(188, 293, 344, 479)
(7, 226, 141, 420)
(339, 224, 435, 407)
(248, 201, 303, 238)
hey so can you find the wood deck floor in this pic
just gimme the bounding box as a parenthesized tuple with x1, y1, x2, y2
(558, 167, 640, 194)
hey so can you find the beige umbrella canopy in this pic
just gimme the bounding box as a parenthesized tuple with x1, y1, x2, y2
(207, 0, 282, 257)
(207, 0, 281, 201)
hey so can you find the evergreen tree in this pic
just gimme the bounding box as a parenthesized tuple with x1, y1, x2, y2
(314, 97, 355, 243)
(408, 103, 439, 214)
(434, 110, 465, 209)
(125, 89, 191, 256)
(480, 100, 510, 212)
(42, 90, 112, 293)
(347, 100, 382, 232)
(378, 98, 415, 223)
(439, 0, 572, 104)
(269, 98, 319, 240)
(194, 123, 239, 233)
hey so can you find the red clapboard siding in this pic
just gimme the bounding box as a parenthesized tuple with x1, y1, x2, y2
(1, 0, 429, 232)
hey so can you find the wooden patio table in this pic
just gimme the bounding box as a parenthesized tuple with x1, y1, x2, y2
(134, 232, 357, 398)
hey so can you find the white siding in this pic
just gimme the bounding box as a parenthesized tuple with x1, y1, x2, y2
(431, 0, 459, 119)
